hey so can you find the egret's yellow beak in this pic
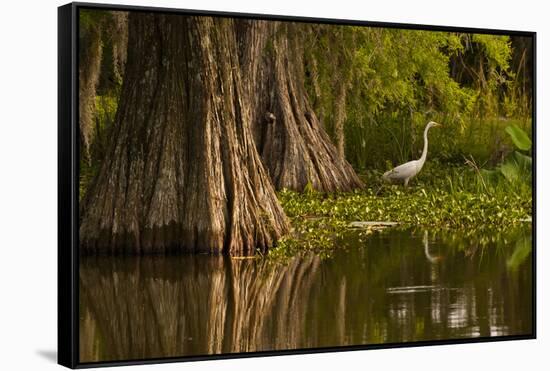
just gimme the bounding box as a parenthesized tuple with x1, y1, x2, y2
(433, 122, 442, 127)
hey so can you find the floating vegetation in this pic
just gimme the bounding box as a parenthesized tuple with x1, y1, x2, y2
(270, 163, 532, 259)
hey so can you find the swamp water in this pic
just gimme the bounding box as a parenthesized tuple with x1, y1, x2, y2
(79, 227, 532, 362)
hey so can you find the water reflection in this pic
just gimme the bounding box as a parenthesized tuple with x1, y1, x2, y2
(79, 227, 532, 363)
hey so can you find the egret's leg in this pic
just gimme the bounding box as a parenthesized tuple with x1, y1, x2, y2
(404, 178, 409, 187)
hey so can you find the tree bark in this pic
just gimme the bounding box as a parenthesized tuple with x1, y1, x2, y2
(238, 21, 363, 192)
(80, 14, 289, 255)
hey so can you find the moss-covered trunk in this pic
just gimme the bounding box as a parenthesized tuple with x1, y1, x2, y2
(80, 14, 289, 255)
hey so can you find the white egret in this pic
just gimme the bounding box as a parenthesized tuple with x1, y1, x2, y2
(382, 121, 441, 186)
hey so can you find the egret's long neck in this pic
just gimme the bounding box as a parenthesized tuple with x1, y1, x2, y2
(419, 125, 430, 165)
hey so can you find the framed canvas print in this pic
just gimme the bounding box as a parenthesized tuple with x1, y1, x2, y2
(58, 2, 536, 368)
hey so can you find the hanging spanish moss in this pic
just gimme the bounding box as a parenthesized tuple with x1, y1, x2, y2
(110, 11, 128, 82)
(79, 19, 102, 163)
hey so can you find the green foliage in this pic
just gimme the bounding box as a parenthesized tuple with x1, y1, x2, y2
(303, 25, 531, 170)
(79, 10, 103, 32)
(80, 94, 118, 199)
(80, 9, 119, 35)
(472, 34, 511, 71)
(499, 151, 531, 182)
(475, 124, 532, 195)
(79, 9, 126, 199)
(272, 162, 531, 258)
(505, 123, 532, 150)
(303, 181, 315, 195)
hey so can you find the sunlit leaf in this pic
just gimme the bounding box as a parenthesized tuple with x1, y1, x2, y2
(499, 161, 519, 182)
(505, 124, 532, 151)
(512, 151, 532, 170)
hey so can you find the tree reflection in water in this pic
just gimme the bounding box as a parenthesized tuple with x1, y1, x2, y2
(80, 227, 532, 362)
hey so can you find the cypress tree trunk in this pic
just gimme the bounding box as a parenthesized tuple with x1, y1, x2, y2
(238, 21, 363, 192)
(80, 14, 289, 255)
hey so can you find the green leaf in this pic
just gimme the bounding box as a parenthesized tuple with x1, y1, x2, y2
(498, 150, 532, 184)
(505, 124, 532, 151)
(512, 151, 532, 170)
(499, 161, 519, 182)
(303, 181, 315, 195)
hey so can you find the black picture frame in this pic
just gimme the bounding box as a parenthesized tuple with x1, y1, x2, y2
(58, 2, 537, 368)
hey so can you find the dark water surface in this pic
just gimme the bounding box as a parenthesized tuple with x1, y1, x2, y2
(79, 227, 532, 363)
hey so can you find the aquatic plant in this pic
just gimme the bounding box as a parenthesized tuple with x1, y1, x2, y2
(271, 163, 531, 258)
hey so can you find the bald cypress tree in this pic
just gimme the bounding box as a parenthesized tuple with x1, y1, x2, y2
(238, 20, 363, 192)
(80, 14, 289, 255)
(80, 15, 364, 255)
